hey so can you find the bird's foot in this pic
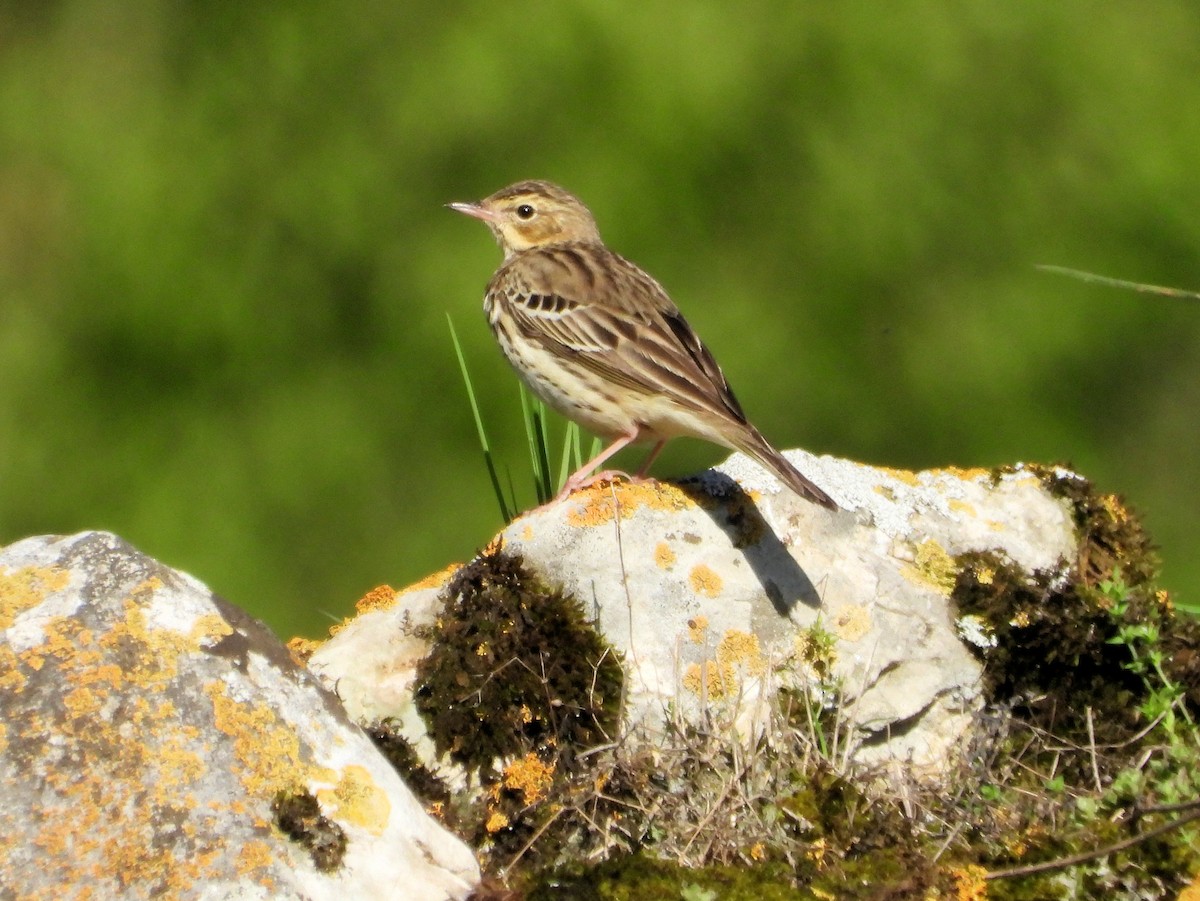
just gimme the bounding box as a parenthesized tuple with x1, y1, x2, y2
(553, 469, 643, 503)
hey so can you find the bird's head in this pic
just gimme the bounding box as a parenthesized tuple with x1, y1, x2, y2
(449, 180, 602, 258)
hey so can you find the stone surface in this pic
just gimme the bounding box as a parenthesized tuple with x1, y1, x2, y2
(309, 452, 1078, 776)
(0, 532, 479, 901)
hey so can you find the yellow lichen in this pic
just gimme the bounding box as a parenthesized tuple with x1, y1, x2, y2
(948, 498, 977, 516)
(189, 613, 234, 646)
(831, 605, 871, 642)
(653, 542, 677, 569)
(688, 564, 723, 598)
(903, 538, 959, 594)
(1100, 493, 1129, 524)
(317, 765, 390, 836)
(687, 615, 709, 644)
(879, 466, 920, 486)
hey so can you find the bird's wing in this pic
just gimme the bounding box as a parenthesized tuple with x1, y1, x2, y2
(491, 245, 749, 425)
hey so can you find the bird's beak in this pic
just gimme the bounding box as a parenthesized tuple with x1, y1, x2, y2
(447, 201, 499, 223)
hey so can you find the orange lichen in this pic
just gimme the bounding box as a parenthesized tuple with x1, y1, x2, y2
(0, 565, 71, 630)
(204, 680, 325, 798)
(681, 629, 766, 700)
(565, 480, 693, 528)
(948, 864, 988, 901)
(937, 466, 990, 481)
(410, 561, 466, 594)
(1179, 873, 1200, 901)
(0, 645, 26, 693)
(688, 564, 723, 598)
(653, 542, 677, 569)
(236, 841, 275, 878)
(286, 636, 322, 665)
(502, 753, 556, 805)
(189, 613, 234, 646)
(687, 615, 710, 644)
(355, 584, 400, 614)
(2, 593, 257, 897)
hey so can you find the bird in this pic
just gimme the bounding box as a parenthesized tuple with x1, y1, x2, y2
(448, 180, 838, 511)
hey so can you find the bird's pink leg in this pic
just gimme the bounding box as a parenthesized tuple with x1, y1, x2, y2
(635, 440, 667, 478)
(555, 426, 642, 501)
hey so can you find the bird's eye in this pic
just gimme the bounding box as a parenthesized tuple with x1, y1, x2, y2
(516, 204, 535, 220)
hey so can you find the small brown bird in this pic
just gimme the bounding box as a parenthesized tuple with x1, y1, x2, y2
(449, 180, 837, 510)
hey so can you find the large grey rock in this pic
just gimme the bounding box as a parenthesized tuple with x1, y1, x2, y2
(0, 532, 479, 901)
(310, 452, 1077, 776)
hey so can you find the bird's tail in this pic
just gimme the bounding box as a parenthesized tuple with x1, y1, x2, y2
(733, 429, 838, 511)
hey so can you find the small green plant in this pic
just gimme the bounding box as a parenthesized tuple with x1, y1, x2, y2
(448, 314, 600, 518)
(1102, 569, 1192, 736)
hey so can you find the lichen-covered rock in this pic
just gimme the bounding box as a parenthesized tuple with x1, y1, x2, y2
(0, 532, 479, 901)
(309, 452, 1077, 777)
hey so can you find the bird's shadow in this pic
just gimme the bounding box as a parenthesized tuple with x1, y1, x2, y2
(673, 473, 825, 618)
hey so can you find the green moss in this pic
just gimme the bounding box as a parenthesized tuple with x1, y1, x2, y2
(365, 718, 450, 809)
(411, 543, 625, 866)
(414, 543, 624, 775)
(271, 788, 347, 872)
(526, 854, 806, 901)
(953, 550, 1144, 743)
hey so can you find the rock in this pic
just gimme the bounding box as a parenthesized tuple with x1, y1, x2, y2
(0, 532, 479, 901)
(309, 452, 1078, 777)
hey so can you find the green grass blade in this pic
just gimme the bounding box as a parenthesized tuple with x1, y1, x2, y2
(1037, 265, 1200, 301)
(447, 313, 513, 522)
(557, 422, 579, 490)
(519, 385, 555, 504)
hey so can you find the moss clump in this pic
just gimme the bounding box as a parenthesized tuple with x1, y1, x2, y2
(525, 854, 805, 901)
(412, 543, 625, 865)
(271, 788, 347, 872)
(953, 550, 1144, 740)
(366, 718, 450, 810)
(414, 543, 624, 774)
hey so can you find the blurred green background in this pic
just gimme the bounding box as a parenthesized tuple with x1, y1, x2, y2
(2, 2, 1197, 637)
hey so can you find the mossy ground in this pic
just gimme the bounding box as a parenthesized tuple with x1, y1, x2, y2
(384, 473, 1199, 900)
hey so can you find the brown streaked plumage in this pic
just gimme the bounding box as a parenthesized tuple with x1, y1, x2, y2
(448, 180, 837, 510)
